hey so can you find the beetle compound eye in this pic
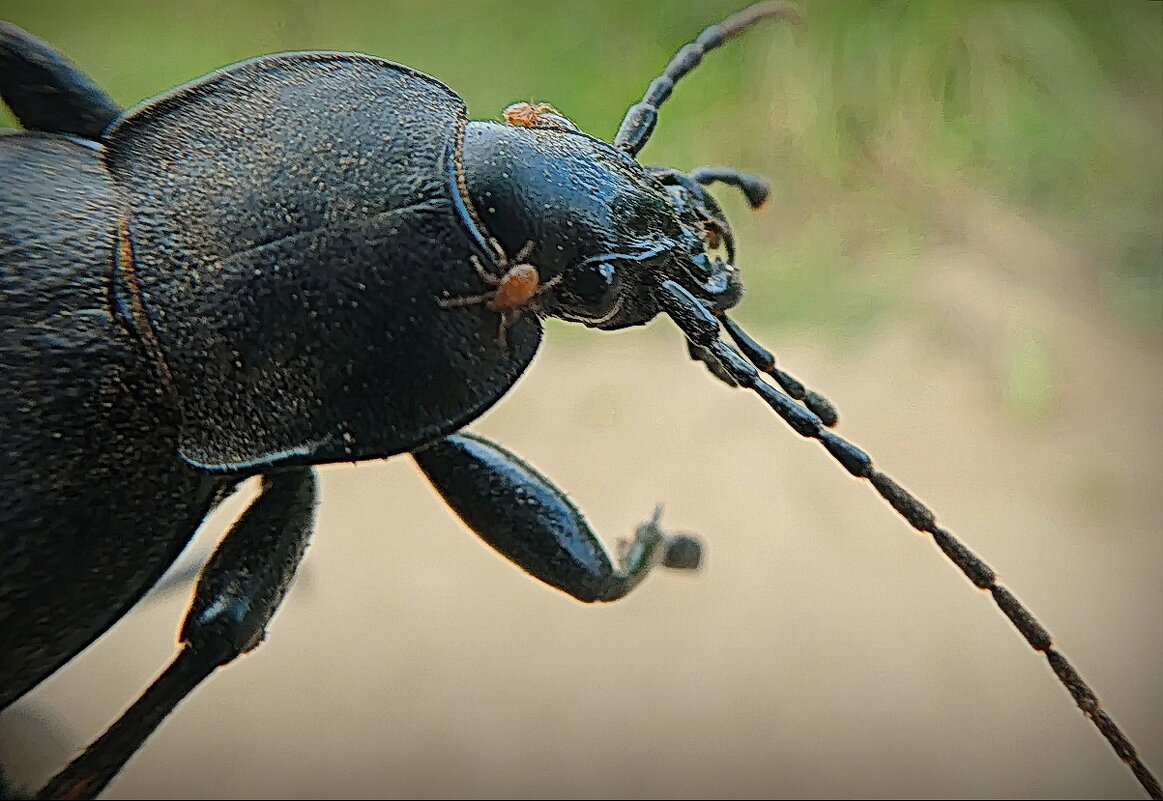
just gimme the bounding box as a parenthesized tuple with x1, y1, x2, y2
(561, 260, 621, 314)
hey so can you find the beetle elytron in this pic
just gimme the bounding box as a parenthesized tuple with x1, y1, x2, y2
(0, 3, 1158, 798)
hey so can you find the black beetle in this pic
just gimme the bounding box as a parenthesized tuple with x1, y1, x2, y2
(1, 3, 1159, 799)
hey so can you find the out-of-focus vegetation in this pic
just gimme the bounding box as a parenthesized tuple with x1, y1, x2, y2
(3, 0, 1160, 341)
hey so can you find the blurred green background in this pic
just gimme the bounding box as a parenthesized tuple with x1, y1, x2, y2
(4, 0, 1158, 330)
(2, 3, 1161, 799)
(3, 0, 1159, 417)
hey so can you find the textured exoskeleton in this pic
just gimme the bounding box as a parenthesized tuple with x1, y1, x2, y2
(1, 4, 1158, 799)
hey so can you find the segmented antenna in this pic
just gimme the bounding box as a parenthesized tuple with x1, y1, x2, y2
(615, 2, 802, 155)
(717, 313, 838, 426)
(689, 166, 771, 209)
(655, 278, 1161, 800)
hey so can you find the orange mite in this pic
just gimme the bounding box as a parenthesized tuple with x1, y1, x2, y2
(502, 102, 577, 132)
(488, 264, 540, 311)
(503, 102, 555, 127)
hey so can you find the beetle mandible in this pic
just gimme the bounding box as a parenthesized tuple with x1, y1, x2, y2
(1, 3, 1159, 799)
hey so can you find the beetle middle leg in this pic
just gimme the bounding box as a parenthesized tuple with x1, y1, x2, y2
(34, 468, 317, 800)
(413, 433, 700, 602)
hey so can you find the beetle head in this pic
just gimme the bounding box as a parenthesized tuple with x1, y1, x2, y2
(532, 157, 752, 331)
(459, 122, 753, 331)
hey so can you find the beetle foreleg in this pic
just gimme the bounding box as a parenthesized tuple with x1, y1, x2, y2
(413, 433, 700, 603)
(34, 469, 317, 800)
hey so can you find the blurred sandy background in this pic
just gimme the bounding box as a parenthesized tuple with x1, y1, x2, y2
(2, 1, 1160, 798)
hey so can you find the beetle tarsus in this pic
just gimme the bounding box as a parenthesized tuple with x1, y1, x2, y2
(618, 508, 703, 574)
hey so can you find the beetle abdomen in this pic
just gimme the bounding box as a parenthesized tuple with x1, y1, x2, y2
(0, 134, 215, 706)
